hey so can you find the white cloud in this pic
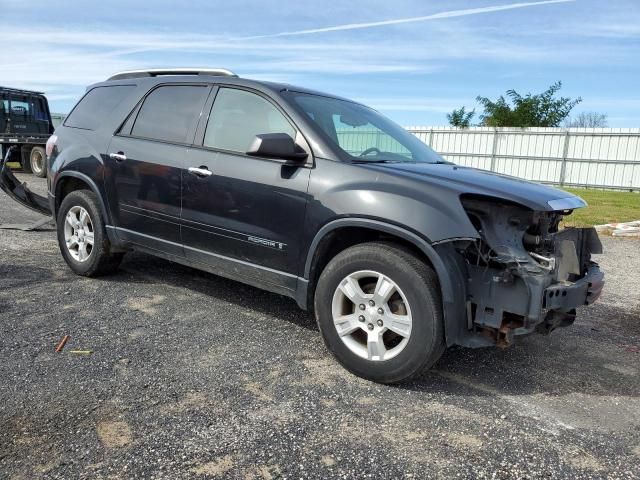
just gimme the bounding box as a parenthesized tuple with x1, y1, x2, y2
(236, 0, 574, 39)
(1, 0, 635, 122)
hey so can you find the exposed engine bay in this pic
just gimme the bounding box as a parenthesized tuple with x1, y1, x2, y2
(451, 195, 604, 347)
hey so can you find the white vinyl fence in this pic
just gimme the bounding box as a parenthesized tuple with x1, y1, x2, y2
(407, 127, 640, 191)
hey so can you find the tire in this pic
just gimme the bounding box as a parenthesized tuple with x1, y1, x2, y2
(21, 146, 33, 174)
(314, 242, 445, 384)
(56, 190, 123, 276)
(29, 146, 47, 177)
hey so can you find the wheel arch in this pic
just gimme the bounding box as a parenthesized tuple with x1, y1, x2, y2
(54, 171, 110, 224)
(301, 218, 455, 312)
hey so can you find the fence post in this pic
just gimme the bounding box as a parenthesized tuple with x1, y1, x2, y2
(489, 128, 498, 172)
(428, 128, 434, 147)
(559, 130, 570, 186)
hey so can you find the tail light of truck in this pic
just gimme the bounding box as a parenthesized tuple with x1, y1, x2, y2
(45, 134, 58, 158)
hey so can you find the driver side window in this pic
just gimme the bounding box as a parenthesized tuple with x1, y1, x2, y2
(204, 88, 296, 154)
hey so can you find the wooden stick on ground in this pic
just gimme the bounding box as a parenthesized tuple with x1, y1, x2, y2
(55, 335, 70, 353)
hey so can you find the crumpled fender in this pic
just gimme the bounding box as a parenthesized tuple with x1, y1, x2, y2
(0, 146, 52, 216)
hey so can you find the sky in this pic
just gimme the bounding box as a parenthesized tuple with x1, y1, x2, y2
(1, 0, 639, 126)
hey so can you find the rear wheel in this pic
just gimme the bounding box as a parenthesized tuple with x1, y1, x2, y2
(56, 190, 123, 276)
(29, 146, 47, 178)
(20, 146, 33, 174)
(314, 242, 445, 384)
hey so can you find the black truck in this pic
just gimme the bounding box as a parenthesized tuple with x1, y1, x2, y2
(1, 87, 54, 177)
(0, 69, 604, 383)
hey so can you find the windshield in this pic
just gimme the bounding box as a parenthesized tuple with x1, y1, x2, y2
(286, 92, 444, 164)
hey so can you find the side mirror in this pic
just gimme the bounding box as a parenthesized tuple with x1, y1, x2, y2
(246, 133, 308, 162)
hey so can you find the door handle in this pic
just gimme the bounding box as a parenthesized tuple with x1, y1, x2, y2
(109, 152, 127, 162)
(188, 166, 213, 177)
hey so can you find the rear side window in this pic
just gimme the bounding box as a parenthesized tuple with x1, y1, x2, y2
(204, 88, 295, 153)
(65, 85, 134, 130)
(131, 85, 208, 144)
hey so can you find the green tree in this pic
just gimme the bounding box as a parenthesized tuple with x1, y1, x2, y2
(447, 106, 475, 128)
(475, 82, 581, 127)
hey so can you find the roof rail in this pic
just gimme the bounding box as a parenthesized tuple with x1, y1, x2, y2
(107, 68, 238, 81)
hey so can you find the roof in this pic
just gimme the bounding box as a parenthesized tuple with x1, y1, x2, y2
(101, 68, 357, 104)
(0, 86, 46, 96)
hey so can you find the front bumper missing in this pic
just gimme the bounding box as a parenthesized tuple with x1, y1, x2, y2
(0, 146, 52, 216)
(465, 226, 604, 347)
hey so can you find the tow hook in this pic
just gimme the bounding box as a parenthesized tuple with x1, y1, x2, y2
(529, 252, 556, 272)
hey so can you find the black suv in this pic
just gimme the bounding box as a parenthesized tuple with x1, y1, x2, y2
(0, 68, 604, 383)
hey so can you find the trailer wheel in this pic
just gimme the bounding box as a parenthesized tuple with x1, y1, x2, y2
(21, 146, 33, 174)
(29, 147, 47, 177)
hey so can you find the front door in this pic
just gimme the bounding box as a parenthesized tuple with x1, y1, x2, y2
(181, 87, 311, 293)
(105, 84, 210, 255)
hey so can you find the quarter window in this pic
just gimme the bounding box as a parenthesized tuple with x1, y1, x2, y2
(131, 85, 208, 144)
(65, 85, 134, 130)
(204, 88, 295, 153)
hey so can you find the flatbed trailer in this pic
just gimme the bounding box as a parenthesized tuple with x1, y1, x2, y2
(1, 87, 54, 177)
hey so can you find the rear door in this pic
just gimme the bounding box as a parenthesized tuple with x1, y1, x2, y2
(181, 87, 311, 291)
(106, 84, 210, 255)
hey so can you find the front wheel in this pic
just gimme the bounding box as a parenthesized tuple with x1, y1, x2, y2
(314, 242, 445, 384)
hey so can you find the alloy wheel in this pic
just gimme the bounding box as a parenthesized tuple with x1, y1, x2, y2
(331, 270, 413, 361)
(63, 206, 94, 262)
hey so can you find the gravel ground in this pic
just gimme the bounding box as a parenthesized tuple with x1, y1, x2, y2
(1, 174, 639, 479)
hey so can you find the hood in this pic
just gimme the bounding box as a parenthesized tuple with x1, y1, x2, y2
(367, 162, 586, 212)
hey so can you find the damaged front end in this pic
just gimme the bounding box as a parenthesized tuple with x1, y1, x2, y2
(0, 146, 52, 216)
(454, 195, 604, 347)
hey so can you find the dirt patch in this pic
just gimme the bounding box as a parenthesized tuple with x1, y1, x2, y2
(126, 295, 166, 315)
(446, 432, 483, 449)
(191, 455, 234, 476)
(356, 396, 376, 406)
(300, 357, 363, 386)
(320, 455, 336, 467)
(96, 421, 133, 449)
(243, 379, 274, 402)
(244, 463, 282, 479)
(565, 450, 605, 472)
(603, 363, 638, 376)
(320, 398, 337, 408)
